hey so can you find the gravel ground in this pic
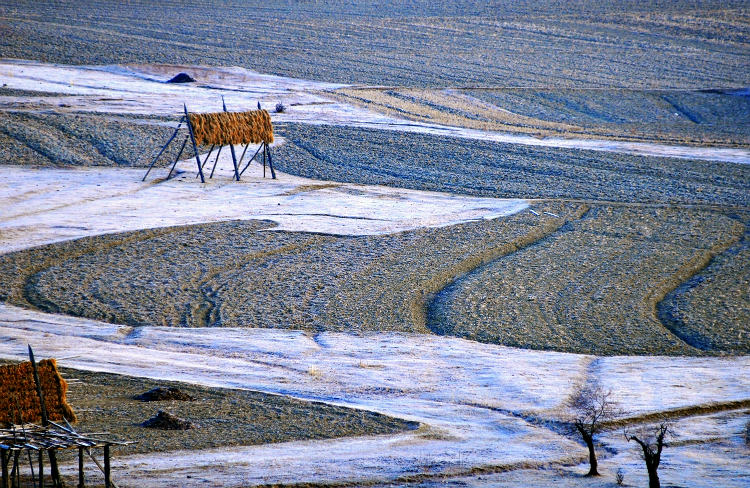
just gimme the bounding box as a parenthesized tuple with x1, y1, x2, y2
(1, 1, 747, 88)
(1, 202, 746, 356)
(0, 202, 576, 330)
(428, 206, 746, 356)
(0, 111, 188, 167)
(332, 88, 750, 147)
(0, 360, 416, 457)
(273, 123, 750, 207)
(659, 212, 750, 354)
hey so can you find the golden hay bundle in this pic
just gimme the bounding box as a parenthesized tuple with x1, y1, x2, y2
(0, 359, 76, 426)
(188, 109, 274, 146)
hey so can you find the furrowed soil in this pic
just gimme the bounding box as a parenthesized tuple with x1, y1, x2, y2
(658, 212, 750, 354)
(1, 1, 747, 89)
(428, 205, 746, 356)
(331, 88, 750, 147)
(0, 111, 189, 167)
(0, 360, 417, 457)
(0, 203, 746, 356)
(273, 124, 750, 207)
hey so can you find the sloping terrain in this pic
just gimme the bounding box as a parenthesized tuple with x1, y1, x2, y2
(332, 88, 750, 146)
(428, 206, 745, 355)
(1, 202, 747, 356)
(0, 111, 187, 167)
(273, 123, 750, 206)
(1, 1, 748, 88)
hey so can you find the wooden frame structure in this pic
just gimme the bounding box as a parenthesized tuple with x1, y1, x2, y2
(142, 100, 276, 183)
(1, 347, 130, 488)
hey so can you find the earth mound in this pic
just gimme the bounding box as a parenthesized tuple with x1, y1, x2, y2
(142, 410, 196, 430)
(166, 72, 195, 83)
(134, 387, 195, 402)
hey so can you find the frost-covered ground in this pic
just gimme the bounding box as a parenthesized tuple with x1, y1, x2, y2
(0, 59, 748, 486)
(0, 155, 527, 253)
(0, 305, 748, 486)
(1, 60, 748, 164)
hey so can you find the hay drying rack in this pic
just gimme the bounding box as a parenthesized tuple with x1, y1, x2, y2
(142, 98, 277, 183)
(1, 347, 131, 488)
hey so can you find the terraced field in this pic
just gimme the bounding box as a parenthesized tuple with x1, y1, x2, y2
(659, 214, 750, 354)
(0, 111, 185, 167)
(332, 88, 750, 146)
(0, 202, 579, 331)
(428, 206, 745, 356)
(1, 201, 746, 356)
(1, 1, 747, 88)
(0, 360, 417, 457)
(273, 123, 750, 207)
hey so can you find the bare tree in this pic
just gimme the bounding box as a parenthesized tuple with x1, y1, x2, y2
(566, 383, 618, 476)
(625, 422, 672, 488)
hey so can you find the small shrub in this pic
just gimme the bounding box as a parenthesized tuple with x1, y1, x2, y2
(275, 102, 286, 113)
(616, 467, 625, 485)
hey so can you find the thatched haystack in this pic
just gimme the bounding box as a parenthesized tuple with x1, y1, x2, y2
(0, 359, 76, 426)
(188, 109, 274, 146)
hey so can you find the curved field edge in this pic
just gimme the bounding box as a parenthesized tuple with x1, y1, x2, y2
(658, 214, 750, 353)
(327, 88, 750, 148)
(1, 203, 747, 356)
(410, 204, 590, 331)
(426, 205, 747, 356)
(272, 123, 750, 208)
(0, 359, 418, 457)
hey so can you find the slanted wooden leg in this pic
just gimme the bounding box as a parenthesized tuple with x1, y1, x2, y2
(11, 452, 18, 488)
(167, 136, 189, 180)
(266, 143, 276, 179)
(142, 117, 184, 181)
(209, 146, 223, 179)
(184, 105, 205, 183)
(239, 144, 263, 176)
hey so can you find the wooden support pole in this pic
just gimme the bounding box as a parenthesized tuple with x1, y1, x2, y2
(28, 346, 48, 425)
(239, 144, 263, 176)
(266, 143, 277, 179)
(184, 104, 205, 183)
(194, 144, 215, 178)
(10, 452, 17, 488)
(167, 136, 189, 180)
(142, 117, 184, 182)
(1, 450, 7, 488)
(201, 145, 216, 169)
(209, 145, 223, 179)
(49, 452, 61, 488)
(263, 142, 267, 178)
(28, 346, 62, 487)
(103, 445, 111, 488)
(25, 446, 35, 488)
(37, 452, 43, 488)
(77, 447, 85, 488)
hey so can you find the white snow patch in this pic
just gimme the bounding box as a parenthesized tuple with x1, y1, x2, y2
(0, 304, 747, 486)
(1, 59, 748, 164)
(0, 155, 528, 253)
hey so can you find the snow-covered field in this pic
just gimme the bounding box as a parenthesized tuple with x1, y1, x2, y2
(0, 154, 527, 253)
(1, 60, 748, 164)
(1, 304, 748, 486)
(0, 60, 748, 487)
